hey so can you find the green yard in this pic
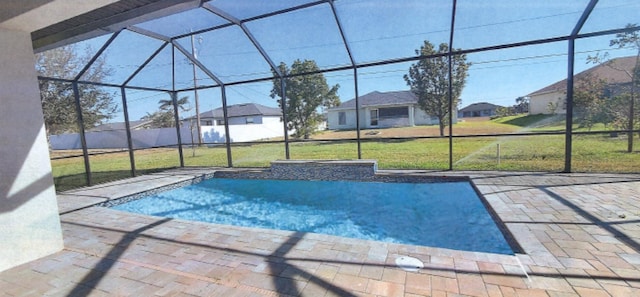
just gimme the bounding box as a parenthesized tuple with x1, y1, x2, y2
(50, 115, 640, 191)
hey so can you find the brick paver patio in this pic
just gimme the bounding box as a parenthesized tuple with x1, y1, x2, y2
(1, 168, 639, 296)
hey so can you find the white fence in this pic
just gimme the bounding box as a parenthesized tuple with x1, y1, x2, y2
(50, 123, 286, 150)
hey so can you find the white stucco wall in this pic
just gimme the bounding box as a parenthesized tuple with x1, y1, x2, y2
(327, 109, 357, 130)
(202, 116, 285, 143)
(414, 108, 440, 125)
(0, 29, 63, 272)
(530, 91, 567, 115)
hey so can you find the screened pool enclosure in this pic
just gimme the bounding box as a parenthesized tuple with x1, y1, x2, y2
(36, 0, 640, 190)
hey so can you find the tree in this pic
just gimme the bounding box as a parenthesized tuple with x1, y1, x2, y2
(608, 93, 638, 132)
(270, 60, 340, 139)
(142, 96, 190, 128)
(588, 23, 640, 152)
(36, 45, 117, 135)
(573, 74, 608, 131)
(404, 41, 470, 136)
(159, 96, 190, 112)
(514, 96, 530, 114)
(547, 98, 564, 115)
(141, 110, 175, 128)
(495, 97, 529, 118)
(495, 106, 514, 118)
(611, 24, 640, 152)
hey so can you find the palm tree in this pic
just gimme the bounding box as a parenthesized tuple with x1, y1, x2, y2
(158, 96, 190, 112)
(142, 96, 191, 128)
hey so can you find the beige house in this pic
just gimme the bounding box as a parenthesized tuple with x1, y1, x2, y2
(528, 56, 638, 115)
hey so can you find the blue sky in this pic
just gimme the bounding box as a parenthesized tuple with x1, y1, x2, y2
(58, 0, 639, 123)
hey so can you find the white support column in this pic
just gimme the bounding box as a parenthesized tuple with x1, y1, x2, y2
(0, 29, 63, 272)
(409, 105, 415, 126)
(362, 108, 369, 128)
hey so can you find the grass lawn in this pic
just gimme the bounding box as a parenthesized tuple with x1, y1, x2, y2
(50, 115, 640, 191)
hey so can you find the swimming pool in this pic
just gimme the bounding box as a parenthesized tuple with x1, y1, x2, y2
(111, 178, 515, 255)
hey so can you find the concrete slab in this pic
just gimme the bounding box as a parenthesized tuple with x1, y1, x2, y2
(1, 169, 639, 296)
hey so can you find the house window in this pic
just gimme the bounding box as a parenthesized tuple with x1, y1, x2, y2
(338, 112, 346, 125)
(203, 120, 212, 126)
(370, 109, 379, 126)
(246, 117, 254, 124)
(217, 119, 225, 125)
(379, 107, 409, 118)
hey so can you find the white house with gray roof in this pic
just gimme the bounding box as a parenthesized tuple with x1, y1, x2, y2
(458, 102, 502, 118)
(184, 102, 282, 127)
(184, 102, 285, 143)
(327, 91, 456, 130)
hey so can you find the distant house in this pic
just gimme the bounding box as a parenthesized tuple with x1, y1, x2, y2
(88, 119, 152, 132)
(528, 56, 637, 115)
(183, 102, 285, 143)
(458, 102, 502, 118)
(184, 102, 282, 127)
(326, 90, 457, 130)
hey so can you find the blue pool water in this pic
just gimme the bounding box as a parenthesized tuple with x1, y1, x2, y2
(112, 178, 514, 254)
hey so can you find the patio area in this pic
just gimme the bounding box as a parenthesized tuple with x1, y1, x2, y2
(1, 168, 639, 297)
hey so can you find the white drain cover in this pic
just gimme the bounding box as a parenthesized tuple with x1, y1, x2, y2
(395, 256, 424, 272)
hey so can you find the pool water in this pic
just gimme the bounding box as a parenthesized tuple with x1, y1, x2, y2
(111, 178, 514, 254)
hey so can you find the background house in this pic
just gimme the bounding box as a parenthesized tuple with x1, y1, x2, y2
(458, 102, 502, 118)
(528, 56, 637, 115)
(184, 102, 285, 143)
(184, 102, 282, 127)
(327, 90, 456, 130)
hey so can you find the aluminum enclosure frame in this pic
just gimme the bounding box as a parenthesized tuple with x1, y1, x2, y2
(37, 0, 640, 186)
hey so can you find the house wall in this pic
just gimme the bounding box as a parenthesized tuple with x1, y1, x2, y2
(188, 115, 275, 127)
(327, 109, 357, 130)
(360, 108, 372, 128)
(227, 115, 262, 125)
(460, 109, 497, 118)
(202, 116, 284, 143)
(378, 117, 410, 127)
(327, 106, 447, 130)
(530, 91, 566, 115)
(414, 108, 440, 125)
(0, 29, 63, 272)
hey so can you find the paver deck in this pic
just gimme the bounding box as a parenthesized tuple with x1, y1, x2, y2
(1, 168, 639, 296)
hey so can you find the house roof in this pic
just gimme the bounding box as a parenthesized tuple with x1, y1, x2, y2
(189, 103, 282, 119)
(459, 102, 502, 112)
(89, 119, 150, 132)
(330, 91, 418, 110)
(528, 56, 637, 97)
